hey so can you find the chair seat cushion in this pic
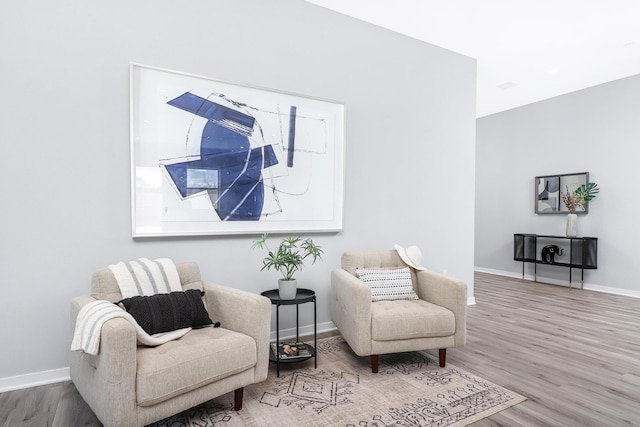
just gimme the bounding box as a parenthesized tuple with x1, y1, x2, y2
(135, 327, 256, 406)
(371, 300, 455, 341)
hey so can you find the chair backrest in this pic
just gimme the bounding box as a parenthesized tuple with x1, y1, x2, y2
(341, 250, 418, 284)
(90, 261, 203, 302)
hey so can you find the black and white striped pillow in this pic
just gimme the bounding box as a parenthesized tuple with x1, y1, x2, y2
(355, 267, 419, 302)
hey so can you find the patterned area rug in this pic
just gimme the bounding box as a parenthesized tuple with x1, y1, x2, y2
(150, 336, 525, 427)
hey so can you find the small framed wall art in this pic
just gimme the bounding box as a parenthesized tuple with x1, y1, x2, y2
(130, 64, 345, 237)
(535, 172, 589, 214)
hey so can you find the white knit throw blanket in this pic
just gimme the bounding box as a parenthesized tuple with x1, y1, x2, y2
(71, 300, 190, 355)
(71, 258, 188, 355)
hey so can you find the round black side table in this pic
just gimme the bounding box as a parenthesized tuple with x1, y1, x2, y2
(260, 288, 317, 377)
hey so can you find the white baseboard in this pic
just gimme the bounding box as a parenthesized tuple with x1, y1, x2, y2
(474, 267, 523, 279)
(582, 283, 640, 298)
(475, 266, 640, 299)
(0, 293, 488, 393)
(0, 367, 70, 393)
(1, 323, 340, 393)
(269, 321, 337, 342)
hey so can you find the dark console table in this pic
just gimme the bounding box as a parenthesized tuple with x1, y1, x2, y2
(513, 234, 598, 289)
(261, 288, 317, 377)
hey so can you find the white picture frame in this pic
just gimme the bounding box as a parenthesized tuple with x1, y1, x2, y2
(130, 64, 345, 237)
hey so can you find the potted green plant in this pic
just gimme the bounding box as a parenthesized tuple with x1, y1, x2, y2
(252, 234, 324, 299)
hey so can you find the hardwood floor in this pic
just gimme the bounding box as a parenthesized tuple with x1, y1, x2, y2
(1, 272, 639, 426)
(448, 273, 640, 426)
(0, 380, 99, 427)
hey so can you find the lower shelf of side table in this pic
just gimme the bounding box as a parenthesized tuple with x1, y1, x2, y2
(269, 342, 316, 363)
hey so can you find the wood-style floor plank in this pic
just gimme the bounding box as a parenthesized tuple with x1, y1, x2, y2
(1, 272, 639, 426)
(448, 272, 640, 427)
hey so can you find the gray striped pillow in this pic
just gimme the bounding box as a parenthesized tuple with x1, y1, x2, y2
(355, 267, 419, 302)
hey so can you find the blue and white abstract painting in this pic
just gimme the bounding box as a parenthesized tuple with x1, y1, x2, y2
(130, 64, 345, 237)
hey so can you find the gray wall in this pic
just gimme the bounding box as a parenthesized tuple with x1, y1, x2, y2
(0, 0, 476, 382)
(476, 74, 640, 294)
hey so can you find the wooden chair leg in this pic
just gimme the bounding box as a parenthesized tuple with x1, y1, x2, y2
(439, 348, 446, 367)
(234, 387, 244, 410)
(371, 354, 379, 373)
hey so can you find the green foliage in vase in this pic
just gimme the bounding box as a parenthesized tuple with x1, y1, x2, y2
(562, 182, 599, 213)
(252, 234, 323, 281)
(575, 182, 599, 202)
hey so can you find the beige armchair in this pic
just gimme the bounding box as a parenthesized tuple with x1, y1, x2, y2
(70, 262, 271, 427)
(331, 250, 467, 372)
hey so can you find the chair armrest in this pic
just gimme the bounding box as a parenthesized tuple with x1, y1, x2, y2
(70, 296, 138, 426)
(71, 296, 138, 376)
(202, 282, 272, 382)
(415, 270, 467, 346)
(71, 295, 94, 332)
(330, 269, 373, 356)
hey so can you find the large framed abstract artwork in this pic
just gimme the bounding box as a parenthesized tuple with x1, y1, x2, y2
(535, 172, 589, 214)
(130, 64, 345, 237)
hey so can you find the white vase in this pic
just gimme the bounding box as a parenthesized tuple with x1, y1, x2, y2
(278, 279, 297, 300)
(566, 213, 578, 237)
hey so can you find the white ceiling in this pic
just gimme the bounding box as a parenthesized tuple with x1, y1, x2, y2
(304, 0, 640, 117)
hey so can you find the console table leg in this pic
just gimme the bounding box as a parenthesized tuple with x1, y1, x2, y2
(569, 267, 573, 290)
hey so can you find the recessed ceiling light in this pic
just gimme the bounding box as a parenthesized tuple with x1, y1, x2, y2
(496, 81, 518, 90)
(548, 68, 559, 74)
